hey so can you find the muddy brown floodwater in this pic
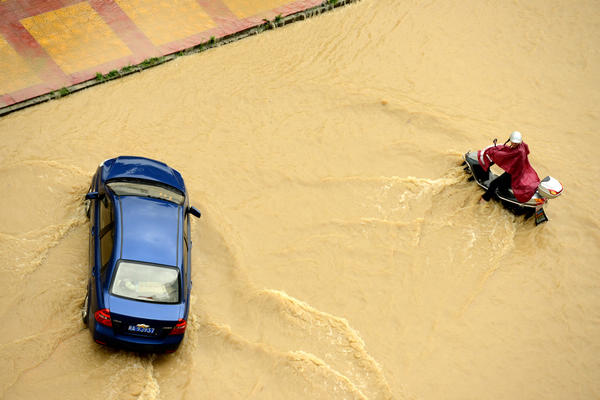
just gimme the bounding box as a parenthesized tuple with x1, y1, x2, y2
(1, 1, 600, 399)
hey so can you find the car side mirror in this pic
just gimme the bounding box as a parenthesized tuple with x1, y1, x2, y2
(85, 191, 99, 200)
(188, 206, 201, 218)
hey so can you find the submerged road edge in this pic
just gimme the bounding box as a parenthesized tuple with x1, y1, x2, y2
(0, 0, 359, 118)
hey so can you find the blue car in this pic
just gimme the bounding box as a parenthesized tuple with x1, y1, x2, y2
(82, 156, 201, 352)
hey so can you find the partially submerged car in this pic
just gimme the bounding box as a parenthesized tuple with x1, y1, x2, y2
(82, 156, 201, 352)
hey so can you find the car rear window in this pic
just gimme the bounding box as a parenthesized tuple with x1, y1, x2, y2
(111, 261, 179, 303)
(107, 180, 184, 205)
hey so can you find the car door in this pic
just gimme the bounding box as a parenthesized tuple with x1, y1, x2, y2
(183, 214, 191, 302)
(90, 180, 115, 317)
(88, 193, 97, 276)
(87, 172, 99, 276)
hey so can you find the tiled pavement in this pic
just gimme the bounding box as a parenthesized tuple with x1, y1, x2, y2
(0, 0, 325, 111)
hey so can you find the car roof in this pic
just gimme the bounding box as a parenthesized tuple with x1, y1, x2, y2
(117, 196, 181, 267)
(103, 156, 186, 194)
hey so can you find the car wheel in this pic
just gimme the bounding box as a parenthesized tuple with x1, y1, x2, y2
(82, 289, 90, 325)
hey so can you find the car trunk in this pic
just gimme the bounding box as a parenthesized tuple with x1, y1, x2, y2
(107, 295, 184, 338)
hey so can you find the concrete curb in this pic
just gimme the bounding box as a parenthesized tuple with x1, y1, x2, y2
(0, 0, 359, 118)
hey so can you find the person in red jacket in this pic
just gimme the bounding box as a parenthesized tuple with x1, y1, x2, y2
(479, 131, 541, 202)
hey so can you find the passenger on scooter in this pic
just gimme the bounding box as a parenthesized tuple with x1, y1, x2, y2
(479, 131, 541, 203)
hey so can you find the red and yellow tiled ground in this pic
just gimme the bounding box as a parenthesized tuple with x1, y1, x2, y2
(0, 0, 322, 109)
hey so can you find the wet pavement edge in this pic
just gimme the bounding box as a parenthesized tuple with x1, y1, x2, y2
(0, 0, 359, 117)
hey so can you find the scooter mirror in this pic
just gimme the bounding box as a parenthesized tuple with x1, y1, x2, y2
(493, 138, 497, 146)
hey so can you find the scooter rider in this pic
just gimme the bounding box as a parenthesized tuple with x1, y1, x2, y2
(479, 131, 541, 203)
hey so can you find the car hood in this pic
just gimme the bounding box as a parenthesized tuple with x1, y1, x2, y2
(119, 196, 181, 266)
(103, 156, 186, 194)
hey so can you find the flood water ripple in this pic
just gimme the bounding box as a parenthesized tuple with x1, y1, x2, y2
(1, 1, 599, 399)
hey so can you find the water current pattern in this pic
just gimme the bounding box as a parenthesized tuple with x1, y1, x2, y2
(1, 1, 599, 399)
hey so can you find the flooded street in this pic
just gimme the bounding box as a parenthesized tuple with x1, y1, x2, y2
(1, 0, 599, 399)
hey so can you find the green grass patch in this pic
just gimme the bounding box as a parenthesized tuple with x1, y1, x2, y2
(54, 87, 69, 98)
(140, 57, 160, 68)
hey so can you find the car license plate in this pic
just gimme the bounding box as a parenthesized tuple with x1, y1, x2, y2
(128, 325, 155, 334)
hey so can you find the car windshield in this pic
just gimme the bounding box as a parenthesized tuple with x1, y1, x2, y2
(111, 261, 179, 303)
(107, 180, 184, 205)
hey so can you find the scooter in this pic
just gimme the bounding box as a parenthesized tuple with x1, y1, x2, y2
(463, 140, 563, 225)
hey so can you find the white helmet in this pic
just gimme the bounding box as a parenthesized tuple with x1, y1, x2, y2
(509, 131, 522, 144)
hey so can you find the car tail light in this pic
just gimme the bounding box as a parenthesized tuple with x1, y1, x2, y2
(169, 319, 186, 335)
(95, 309, 112, 327)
